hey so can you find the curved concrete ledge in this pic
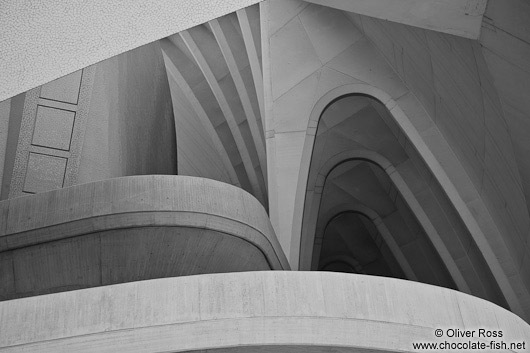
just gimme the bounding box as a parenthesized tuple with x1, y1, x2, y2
(1, 272, 528, 352)
(0, 176, 289, 300)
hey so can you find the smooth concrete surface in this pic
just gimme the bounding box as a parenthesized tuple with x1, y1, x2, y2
(0, 0, 262, 102)
(1, 272, 529, 352)
(77, 41, 177, 185)
(0, 175, 289, 300)
(304, 0, 487, 39)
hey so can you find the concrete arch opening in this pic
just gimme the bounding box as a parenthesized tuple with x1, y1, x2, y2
(315, 210, 410, 280)
(305, 156, 456, 290)
(297, 92, 508, 311)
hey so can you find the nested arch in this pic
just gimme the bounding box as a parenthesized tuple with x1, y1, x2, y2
(312, 200, 417, 281)
(315, 208, 416, 281)
(292, 85, 405, 268)
(319, 256, 362, 274)
(293, 87, 517, 315)
(304, 154, 458, 290)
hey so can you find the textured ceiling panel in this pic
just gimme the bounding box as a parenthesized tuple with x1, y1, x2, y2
(0, 0, 262, 102)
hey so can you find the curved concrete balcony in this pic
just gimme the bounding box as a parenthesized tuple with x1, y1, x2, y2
(1, 272, 529, 352)
(0, 175, 289, 300)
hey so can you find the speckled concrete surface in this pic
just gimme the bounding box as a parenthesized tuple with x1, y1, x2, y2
(0, 0, 262, 102)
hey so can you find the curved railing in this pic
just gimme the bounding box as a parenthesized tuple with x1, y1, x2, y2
(1, 272, 528, 352)
(0, 175, 289, 300)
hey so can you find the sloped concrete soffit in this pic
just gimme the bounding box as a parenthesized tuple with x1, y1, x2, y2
(304, 0, 488, 39)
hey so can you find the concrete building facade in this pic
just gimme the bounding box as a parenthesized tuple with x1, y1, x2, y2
(1, 0, 530, 351)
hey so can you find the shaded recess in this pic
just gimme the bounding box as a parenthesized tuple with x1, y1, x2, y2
(0, 175, 288, 300)
(302, 94, 506, 309)
(319, 211, 407, 279)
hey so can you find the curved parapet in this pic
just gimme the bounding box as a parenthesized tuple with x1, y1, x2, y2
(1, 272, 529, 352)
(0, 175, 288, 300)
